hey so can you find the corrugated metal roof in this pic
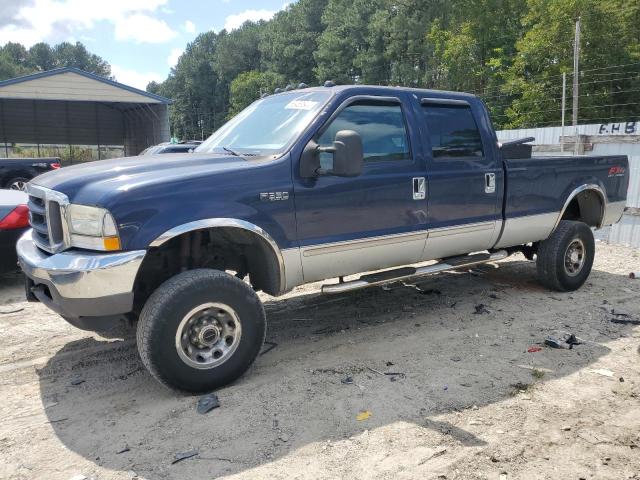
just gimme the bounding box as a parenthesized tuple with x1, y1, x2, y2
(0, 67, 171, 104)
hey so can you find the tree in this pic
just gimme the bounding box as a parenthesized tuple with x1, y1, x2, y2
(149, 0, 640, 134)
(52, 42, 111, 76)
(28, 43, 56, 71)
(501, 0, 640, 128)
(0, 41, 111, 81)
(260, 0, 329, 84)
(228, 71, 286, 116)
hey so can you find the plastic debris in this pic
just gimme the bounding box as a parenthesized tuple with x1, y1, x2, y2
(70, 377, 85, 386)
(609, 310, 640, 325)
(544, 332, 582, 349)
(341, 376, 354, 385)
(116, 446, 130, 454)
(611, 317, 640, 325)
(589, 368, 614, 377)
(527, 346, 542, 353)
(356, 410, 371, 421)
(473, 304, 490, 315)
(197, 393, 220, 414)
(172, 450, 198, 464)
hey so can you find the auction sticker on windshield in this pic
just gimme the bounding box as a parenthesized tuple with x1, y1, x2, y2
(285, 100, 319, 110)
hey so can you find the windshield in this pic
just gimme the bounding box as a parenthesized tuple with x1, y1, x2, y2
(195, 90, 331, 157)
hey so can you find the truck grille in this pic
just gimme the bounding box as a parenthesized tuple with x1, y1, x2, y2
(27, 185, 69, 253)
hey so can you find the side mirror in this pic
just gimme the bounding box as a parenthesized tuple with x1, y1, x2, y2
(300, 130, 364, 178)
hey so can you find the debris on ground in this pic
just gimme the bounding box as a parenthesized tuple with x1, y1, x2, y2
(0, 307, 24, 314)
(197, 393, 220, 414)
(356, 410, 371, 421)
(473, 304, 490, 315)
(611, 317, 640, 325)
(527, 346, 542, 353)
(629, 272, 639, 279)
(366, 366, 385, 376)
(260, 341, 278, 356)
(384, 372, 406, 379)
(400, 281, 441, 295)
(116, 446, 130, 454)
(341, 376, 354, 385)
(544, 332, 582, 349)
(172, 450, 199, 464)
(608, 309, 640, 325)
(589, 368, 614, 377)
(70, 377, 85, 386)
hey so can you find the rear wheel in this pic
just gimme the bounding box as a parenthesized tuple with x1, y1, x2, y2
(136, 269, 266, 393)
(536, 220, 595, 292)
(6, 177, 29, 191)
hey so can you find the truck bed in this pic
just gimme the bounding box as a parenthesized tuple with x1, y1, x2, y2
(495, 154, 629, 249)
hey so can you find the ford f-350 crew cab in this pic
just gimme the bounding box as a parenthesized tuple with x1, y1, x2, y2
(17, 85, 629, 392)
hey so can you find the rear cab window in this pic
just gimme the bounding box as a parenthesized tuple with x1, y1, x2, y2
(421, 101, 484, 159)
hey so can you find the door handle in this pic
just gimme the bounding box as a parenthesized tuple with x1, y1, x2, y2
(485, 173, 496, 193)
(413, 177, 426, 200)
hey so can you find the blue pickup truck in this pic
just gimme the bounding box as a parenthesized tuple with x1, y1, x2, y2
(17, 85, 629, 392)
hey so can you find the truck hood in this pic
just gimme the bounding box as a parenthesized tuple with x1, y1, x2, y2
(31, 153, 256, 205)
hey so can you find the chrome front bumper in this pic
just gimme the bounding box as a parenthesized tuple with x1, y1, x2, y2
(17, 229, 146, 322)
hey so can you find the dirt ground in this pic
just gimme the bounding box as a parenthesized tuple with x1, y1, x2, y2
(1, 242, 639, 480)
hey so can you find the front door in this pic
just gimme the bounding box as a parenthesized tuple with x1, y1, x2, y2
(419, 99, 501, 260)
(293, 95, 429, 283)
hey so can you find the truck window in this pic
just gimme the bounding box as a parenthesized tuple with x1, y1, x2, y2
(422, 104, 484, 158)
(318, 101, 411, 165)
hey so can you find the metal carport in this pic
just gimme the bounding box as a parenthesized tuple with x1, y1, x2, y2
(0, 67, 171, 161)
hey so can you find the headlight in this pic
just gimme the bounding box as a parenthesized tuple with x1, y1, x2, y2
(66, 204, 121, 251)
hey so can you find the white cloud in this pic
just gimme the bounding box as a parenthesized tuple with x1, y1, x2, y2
(111, 64, 163, 90)
(223, 9, 276, 31)
(0, 0, 176, 47)
(167, 47, 183, 67)
(114, 14, 176, 43)
(183, 20, 196, 34)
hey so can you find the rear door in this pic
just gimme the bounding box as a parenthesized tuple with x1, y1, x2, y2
(418, 98, 501, 259)
(293, 94, 429, 282)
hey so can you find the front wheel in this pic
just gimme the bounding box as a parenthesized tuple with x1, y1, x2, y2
(536, 220, 595, 292)
(136, 269, 266, 393)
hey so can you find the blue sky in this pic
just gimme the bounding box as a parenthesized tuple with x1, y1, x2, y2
(0, 0, 292, 89)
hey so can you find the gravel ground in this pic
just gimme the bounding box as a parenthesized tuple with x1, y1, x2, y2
(0, 242, 639, 480)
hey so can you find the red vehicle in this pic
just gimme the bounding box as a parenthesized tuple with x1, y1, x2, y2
(0, 190, 29, 272)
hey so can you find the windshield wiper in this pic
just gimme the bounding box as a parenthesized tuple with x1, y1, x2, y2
(221, 146, 242, 157)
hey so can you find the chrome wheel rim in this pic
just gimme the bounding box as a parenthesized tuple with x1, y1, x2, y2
(175, 302, 242, 369)
(564, 238, 586, 276)
(9, 180, 26, 191)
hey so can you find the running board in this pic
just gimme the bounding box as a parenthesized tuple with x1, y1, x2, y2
(320, 250, 509, 294)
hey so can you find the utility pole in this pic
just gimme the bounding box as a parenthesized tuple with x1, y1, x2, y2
(572, 16, 581, 154)
(561, 72, 566, 153)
